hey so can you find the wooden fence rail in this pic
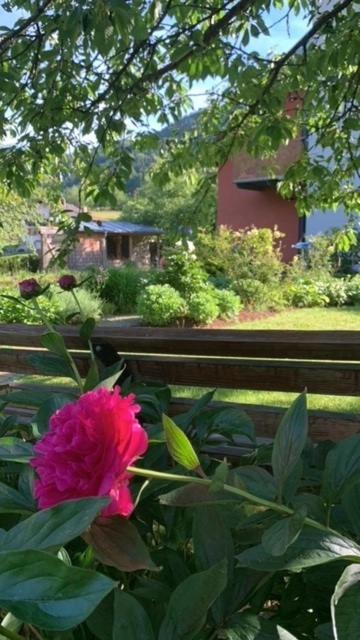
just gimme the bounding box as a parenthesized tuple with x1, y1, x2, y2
(0, 324, 359, 443)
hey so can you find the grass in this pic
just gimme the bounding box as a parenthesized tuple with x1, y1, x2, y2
(230, 306, 360, 330)
(172, 306, 360, 414)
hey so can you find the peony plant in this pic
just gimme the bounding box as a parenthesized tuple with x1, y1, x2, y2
(0, 277, 359, 640)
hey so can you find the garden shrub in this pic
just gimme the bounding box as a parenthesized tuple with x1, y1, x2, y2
(318, 277, 349, 307)
(196, 226, 284, 288)
(57, 288, 103, 322)
(284, 280, 329, 308)
(161, 247, 208, 298)
(187, 289, 219, 325)
(235, 278, 287, 310)
(345, 274, 360, 305)
(214, 288, 242, 318)
(137, 284, 187, 326)
(0, 288, 60, 324)
(101, 266, 143, 313)
(0, 252, 39, 274)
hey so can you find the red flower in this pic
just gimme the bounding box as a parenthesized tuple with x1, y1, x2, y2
(31, 387, 148, 517)
(58, 274, 77, 291)
(18, 278, 42, 299)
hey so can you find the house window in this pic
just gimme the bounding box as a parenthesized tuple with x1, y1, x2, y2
(106, 235, 130, 260)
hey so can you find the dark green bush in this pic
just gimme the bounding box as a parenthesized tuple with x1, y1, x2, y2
(345, 274, 360, 304)
(137, 284, 187, 326)
(214, 288, 242, 318)
(101, 266, 143, 313)
(187, 289, 219, 325)
(0, 253, 39, 274)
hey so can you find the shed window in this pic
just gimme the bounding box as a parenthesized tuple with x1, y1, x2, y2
(106, 235, 130, 260)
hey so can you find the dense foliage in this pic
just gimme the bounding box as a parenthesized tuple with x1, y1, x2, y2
(0, 0, 358, 219)
(0, 286, 359, 639)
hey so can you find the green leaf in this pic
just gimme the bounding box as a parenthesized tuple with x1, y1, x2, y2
(228, 466, 277, 500)
(84, 359, 100, 392)
(96, 359, 125, 390)
(84, 516, 159, 572)
(211, 407, 256, 444)
(176, 389, 216, 430)
(322, 436, 360, 503)
(331, 564, 360, 640)
(342, 482, 360, 535)
(163, 413, 200, 471)
(80, 317, 96, 341)
(0, 497, 109, 552)
(193, 505, 234, 624)
(112, 590, 155, 639)
(0, 613, 22, 640)
(0, 437, 33, 462)
(158, 559, 227, 640)
(28, 353, 76, 378)
(41, 331, 68, 357)
(0, 549, 116, 630)
(277, 628, 299, 640)
(210, 459, 229, 492)
(35, 393, 76, 435)
(237, 529, 360, 572)
(272, 392, 308, 501)
(261, 509, 306, 557)
(0, 481, 35, 514)
(159, 483, 237, 507)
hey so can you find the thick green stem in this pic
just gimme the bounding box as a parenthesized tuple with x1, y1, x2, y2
(0, 623, 24, 640)
(32, 299, 84, 393)
(71, 289, 98, 376)
(127, 466, 336, 535)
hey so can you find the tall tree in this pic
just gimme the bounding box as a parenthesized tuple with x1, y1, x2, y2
(0, 0, 358, 214)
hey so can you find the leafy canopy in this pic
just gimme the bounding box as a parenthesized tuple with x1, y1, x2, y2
(0, 0, 359, 214)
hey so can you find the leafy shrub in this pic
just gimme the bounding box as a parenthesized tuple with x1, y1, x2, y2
(0, 252, 39, 274)
(161, 248, 208, 298)
(284, 280, 329, 308)
(196, 226, 284, 289)
(0, 288, 60, 324)
(101, 266, 143, 313)
(345, 275, 360, 305)
(235, 278, 287, 310)
(214, 288, 242, 318)
(57, 288, 103, 322)
(318, 278, 349, 307)
(137, 284, 187, 326)
(187, 289, 219, 324)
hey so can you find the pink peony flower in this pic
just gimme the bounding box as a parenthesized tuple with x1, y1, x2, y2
(31, 387, 148, 517)
(58, 274, 77, 291)
(19, 278, 42, 299)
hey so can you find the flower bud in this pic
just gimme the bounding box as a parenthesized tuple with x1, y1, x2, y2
(18, 278, 42, 300)
(58, 274, 77, 291)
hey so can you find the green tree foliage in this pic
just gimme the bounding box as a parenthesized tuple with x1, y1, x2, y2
(0, 187, 39, 251)
(0, 0, 358, 216)
(117, 173, 216, 237)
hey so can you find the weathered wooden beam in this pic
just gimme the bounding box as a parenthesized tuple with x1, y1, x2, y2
(0, 325, 359, 361)
(126, 355, 360, 396)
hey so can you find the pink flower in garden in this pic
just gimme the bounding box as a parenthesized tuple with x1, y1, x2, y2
(58, 274, 77, 291)
(18, 278, 42, 299)
(31, 387, 148, 517)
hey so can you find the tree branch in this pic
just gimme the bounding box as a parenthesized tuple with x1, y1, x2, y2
(0, 0, 53, 56)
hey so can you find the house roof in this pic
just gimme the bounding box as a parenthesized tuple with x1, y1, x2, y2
(234, 177, 281, 191)
(80, 221, 163, 235)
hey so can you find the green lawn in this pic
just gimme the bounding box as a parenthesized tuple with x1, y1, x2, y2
(230, 306, 360, 330)
(173, 306, 360, 414)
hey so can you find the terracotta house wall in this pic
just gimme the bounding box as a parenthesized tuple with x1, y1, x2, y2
(68, 234, 105, 269)
(217, 160, 300, 262)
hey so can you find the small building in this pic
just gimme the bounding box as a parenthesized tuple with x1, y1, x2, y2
(38, 221, 163, 270)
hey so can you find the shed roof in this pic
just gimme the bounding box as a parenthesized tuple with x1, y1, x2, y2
(80, 221, 163, 235)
